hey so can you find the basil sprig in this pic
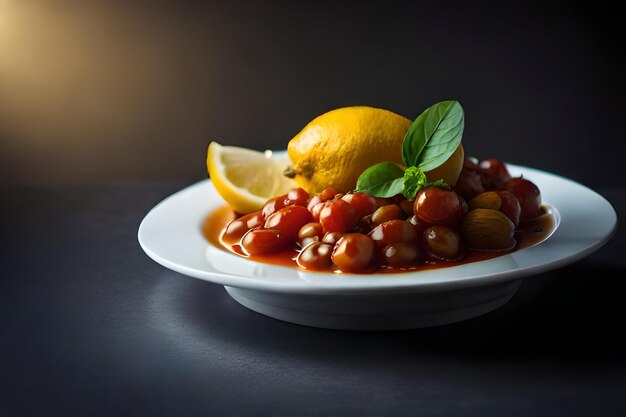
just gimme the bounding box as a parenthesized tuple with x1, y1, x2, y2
(355, 100, 464, 199)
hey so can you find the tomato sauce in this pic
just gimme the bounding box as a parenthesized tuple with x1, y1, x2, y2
(202, 205, 556, 274)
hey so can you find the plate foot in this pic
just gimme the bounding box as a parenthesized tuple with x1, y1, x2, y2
(225, 280, 521, 331)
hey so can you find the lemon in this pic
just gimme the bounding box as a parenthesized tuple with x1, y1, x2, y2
(287, 106, 412, 194)
(206, 141, 297, 214)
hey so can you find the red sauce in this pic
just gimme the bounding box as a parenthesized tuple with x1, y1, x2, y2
(202, 205, 556, 274)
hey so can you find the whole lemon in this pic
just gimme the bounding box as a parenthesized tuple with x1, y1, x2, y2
(287, 106, 412, 194)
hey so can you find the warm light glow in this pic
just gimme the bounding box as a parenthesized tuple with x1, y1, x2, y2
(0, 1, 218, 183)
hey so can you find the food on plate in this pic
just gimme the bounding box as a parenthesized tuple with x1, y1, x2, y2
(206, 100, 554, 274)
(206, 141, 297, 214)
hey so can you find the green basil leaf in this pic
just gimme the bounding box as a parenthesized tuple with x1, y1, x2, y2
(355, 162, 405, 197)
(402, 166, 451, 200)
(402, 166, 427, 200)
(401, 100, 465, 171)
(426, 179, 450, 190)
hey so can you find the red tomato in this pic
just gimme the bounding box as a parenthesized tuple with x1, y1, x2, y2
(331, 234, 376, 272)
(264, 205, 313, 240)
(494, 191, 521, 227)
(241, 228, 289, 255)
(341, 192, 377, 217)
(307, 187, 338, 211)
(222, 211, 264, 246)
(261, 194, 287, 218)
(383, 242, 423, 268)
(423, 226, 464, 261)
(319, 199, 359, 233)
(296, 241, 333, 270)
(285, 187, 310, 207)
(479, 159, 512, 186)
(413, 187, 464, 227)
(368, 220, 417, 248)
(502, 177, 541, 221)
(310, 200, 331, 222)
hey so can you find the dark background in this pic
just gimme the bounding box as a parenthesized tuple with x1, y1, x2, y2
(1, 0, 624, 187)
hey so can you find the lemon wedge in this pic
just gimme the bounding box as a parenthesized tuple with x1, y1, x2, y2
(206, 141, 297, 214)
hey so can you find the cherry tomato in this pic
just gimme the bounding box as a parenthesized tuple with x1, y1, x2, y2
(454, 159, 486, 201)
(264, 205, 313, 240)
(319, 199, 359, 233)
(261, 194, 287, 219)
(368, 220, 417, 248)
(296, 241, 333, 270)
(502, 177, 541, 221)
(371, 204, 404, 225)
(494, 191, 521, 226)
(298, 222, 324, 240)
(309, 201, 329, 222)
(298, 222, 324, 247)
(479, 158, 512, 186)
(262, 188, 310, 219)
(408, 215, 430, 236)
(341, 192, 377, 217)
(423, 226, 464, 261)
(241, 228, 289, 255)
(221, 211, 264, 246)
(285, 187, 310, 207)
(413, 187, 464, 227)
(322, 231, 343, 246)
(383, 242, 422, 268)
(399, 199, 414, 215)
(307, 187, 338, 211)
(356, 214, 375, 235)
(331, 234, 376, 272)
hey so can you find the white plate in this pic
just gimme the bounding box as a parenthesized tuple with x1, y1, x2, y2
(138, 163, 617, 330)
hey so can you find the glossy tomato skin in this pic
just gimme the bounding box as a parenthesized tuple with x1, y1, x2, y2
(221, 211, 264, 246)
(494, 191, 521, 227)
(371, 204, 404, 225)
(241, 228, 289, 255)
(479, 159, 512, 186)
(454, 158, 487, 201)
(298, 222, 323, 240)
(408, 215, 430, 236)
(307, 187, 338, 211)
(423, 226, 465, 261)
(322, 231, 344, 246)
(342, 192, 377, 218)
(502, 177, 541, 221)
(261, 188, 310, 219)
(264, 205, 313, 240)
(331, 234, 376, 272)
(309, 201, 329, 222)
(297, 222, 324, 247)
(356, 214, 375, 235)
(296, 241, 333, 270)
(368, 220, 418, 248)
(413, 187, 464, 227)
(285, 187, 310, 207)
(382, 242, 423, 268)
(261, 195, 287, 219)
(319, 199, 359, 233)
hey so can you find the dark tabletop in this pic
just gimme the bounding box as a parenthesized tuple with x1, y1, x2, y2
(1, 182, 624, 417)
